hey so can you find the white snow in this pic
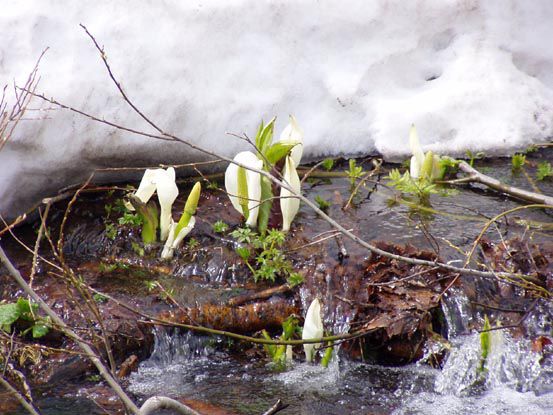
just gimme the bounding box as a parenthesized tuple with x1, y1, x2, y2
(1, 0, 553, 218)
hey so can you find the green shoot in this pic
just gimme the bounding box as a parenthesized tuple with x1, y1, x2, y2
(314, 195, 331, 212)
(321, 158, 334, 171)
(105, 222, 117, 240)
(346, 159, 364, 186)
(118, 212, 143, 226)
(212, 220, 229, 234)
(511, 153, 526, 172)
(536, 161, 553, 181)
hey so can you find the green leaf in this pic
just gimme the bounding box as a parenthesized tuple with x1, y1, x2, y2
(16, 298, 36, 315)
(237, 166, 250, 220)
(236, 246, 251, 261)
(256, 117, 276, 156)
(421, 151, 435, 180)
(176, 182, 201, 235)
(480, 315, 491, 361)
(321, 342, 334, 368)
(32, 324, 49, 338)
(261, 329, 276, 358)
(257, 176, 273, 234)
(129, 195, 159, 244)
(321, 158, 334, 171)
(0, 303, 21, 327)
(265, 142, 297, 165)
(254, 120, 264, 150)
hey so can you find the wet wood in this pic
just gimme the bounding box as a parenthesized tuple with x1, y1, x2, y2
(158, 300, 299, 334)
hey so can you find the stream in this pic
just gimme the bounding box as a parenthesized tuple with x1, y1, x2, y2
(4, 152, 553, 415)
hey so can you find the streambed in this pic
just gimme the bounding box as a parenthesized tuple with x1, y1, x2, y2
(1, 151, 552, 414)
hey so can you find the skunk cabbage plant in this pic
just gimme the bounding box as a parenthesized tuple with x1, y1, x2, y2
(302, 298, 324, 362)
(161, 182, 201, 259)
(280, 156, 301, 232)
(225, 116, 303, 232)
(409, 125, 444, 180)
(278, 115, 303, 166)
(225, 151, 264, 227)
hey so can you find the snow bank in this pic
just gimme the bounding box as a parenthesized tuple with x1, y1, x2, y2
(1, 0, 553, 218)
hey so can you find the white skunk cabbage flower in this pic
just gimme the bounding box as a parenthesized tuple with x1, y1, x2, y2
(409, 125, 425, 179)
(280, 156, 301, 232)
(131, 167, 178, 241)
(278, 115, 304, 166)
(161, 216, 196, 259)
(134, 169, 160, 204)
(126, 168, 162, 211)
(225, 151, 263, 227)
(155, 167, 179, 241)
(302, 298, 324, 362)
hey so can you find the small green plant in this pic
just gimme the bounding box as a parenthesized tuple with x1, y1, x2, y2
(232, 227, 301, 284)
(105, 222, 117, 240)
(206, 181, 219, 190)
(321, 158, 334, 171)
(186, 238, 200, 249)
(118, 212, 143, 226)
(131, 241, 145, 257)
(387, 168, 438, 202)
(511, 153, 526, 172)
(536, 161, 553, 181)
(286, 272, 304, 288)
(212, 220, 229, 233)
(478, 315, 491, 374)
(262, 315, 300, 371)
(465, 150, 485, 167)
(93, 293, 108, 303)
(345, 159, 364, 186)
(0, 298, 50, 338)
(314, 195, 331, 212)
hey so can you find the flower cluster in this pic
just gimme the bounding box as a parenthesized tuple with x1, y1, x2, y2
(225, 116, 303, 232)
(131, 167, 201, 259)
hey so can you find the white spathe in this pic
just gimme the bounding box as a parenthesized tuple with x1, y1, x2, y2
(155, 167, 179, 241)
(302, 298, 324, 363)
(2, 1, 553, 219)
(134, 169, 160, 205)
(278, 115, 304, 166)
(161, 216, 196, 259)
(224, 151, 263, 227)
(280, 156, 301, 232)
(409, 125, 425, 179)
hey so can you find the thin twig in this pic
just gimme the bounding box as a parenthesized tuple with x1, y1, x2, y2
(0, 245, 141, 414)
(0, 376, 41, 415)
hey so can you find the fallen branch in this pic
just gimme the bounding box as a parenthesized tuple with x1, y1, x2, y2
(457, 161, 553, 206)
(0, 376, 41, 415)
(139, 397, 200, 415)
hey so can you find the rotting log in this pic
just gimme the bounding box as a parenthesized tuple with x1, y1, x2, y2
(158, 300, 299, 334)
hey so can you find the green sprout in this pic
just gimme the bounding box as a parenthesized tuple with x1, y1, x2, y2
(345, 159, 364, 186)
(212, 220, 229, 234)
(105, 222, 117, 240)
(315, 195, 331, 212)
(536, 161, 553, 181)
(321, 158, 335, 171)
(511, 153, 526, 172)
